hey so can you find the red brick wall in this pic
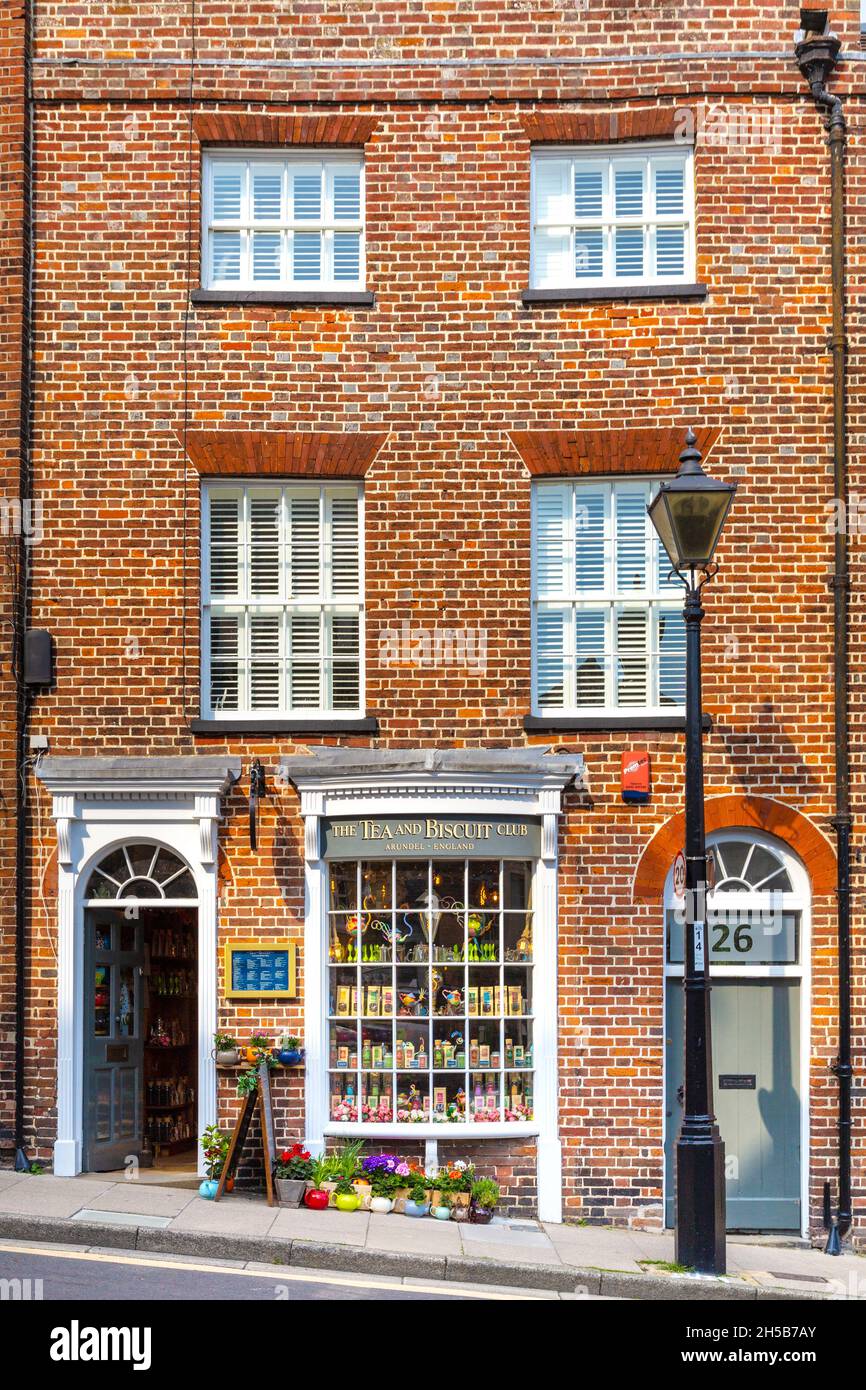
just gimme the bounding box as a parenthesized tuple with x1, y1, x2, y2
(0, 0, 27, 1156)
(14, 2, 866, 1238)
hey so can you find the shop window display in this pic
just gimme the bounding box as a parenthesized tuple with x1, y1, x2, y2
(327, 859, 534, 1124)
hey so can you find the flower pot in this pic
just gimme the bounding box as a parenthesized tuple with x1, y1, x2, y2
(469, 1205, 494, 1225)
(215, 1048, 239, 1067)
(404, 1200, 430, 1218)
(450, 1202, 470, 1223)
(225, 1176, 234, 1193)
(335, 1192, 361, 1213)
(243, 1047, 260, 1064)
(392, 1185, 411, 1213)
(433, 1204, 451, 1220)
(198, 1179, 219, 1200)
(275, 1178, 306, 1207)
(278, 1048, 304, 1066)
(304, 1188, 330, 1211)
(369, 1196, 393, 1215)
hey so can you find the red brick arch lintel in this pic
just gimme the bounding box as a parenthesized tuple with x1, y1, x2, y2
(631, 795, 837, 902)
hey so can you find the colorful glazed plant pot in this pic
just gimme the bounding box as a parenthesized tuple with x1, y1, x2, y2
(198, 1179, 219, 1200)
(278, 1048, 304, 1066)
(304, 1188, 330, 1211)
(335, 1192, 361, 1213)
(450, 1202, 470, 1223)
(215, 1048, 239, 1067)
(369, 1196, 393, 1215)
(404, 1200, 430, 1218)
(469, 1205, 493, 1225)
(433, 1204, 452, 1220)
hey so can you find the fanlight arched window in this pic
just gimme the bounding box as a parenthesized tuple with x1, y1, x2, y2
(84, 844, 197, 902)
(708, 838, 793, 895)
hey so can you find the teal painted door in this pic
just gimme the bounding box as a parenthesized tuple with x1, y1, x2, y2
(665, 980, 801, 1231)
(83, 909, 144, 1171)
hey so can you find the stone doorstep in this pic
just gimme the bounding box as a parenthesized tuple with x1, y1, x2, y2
(0, 1211, 849, 1301)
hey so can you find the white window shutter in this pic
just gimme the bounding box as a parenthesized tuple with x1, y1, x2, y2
(212, 163, 244, 220)
(535, 158, 571, 223)
(329, 494, 360, 597)
(536, 607, 567, 709)
(658, 607, 686, 705)
(615, 608, 649, 707)
(249, 614, 281, 710)
(614, 489, 647, 593)
(289, 495, 321, 596)
(249, 496, 280, 598)
(289, 613, 321, 708)
(574, 609, 607, 707)
(330, 613, 360, 709)
(535, 485, 570, 597)
(209, 497, 241, 598)
(209, 613, 240, 712)
(574, 486, 606, 594)
(251, 164, 282, 221)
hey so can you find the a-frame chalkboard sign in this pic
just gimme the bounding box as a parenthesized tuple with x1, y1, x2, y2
(214, 1062, 276, 1206)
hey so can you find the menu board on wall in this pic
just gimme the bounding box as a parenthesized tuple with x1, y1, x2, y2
(224, 940, 296, 999)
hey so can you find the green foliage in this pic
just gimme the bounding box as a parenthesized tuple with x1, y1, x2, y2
(236, 1067, 258, 1097)
(309, 1154, 334, 1191)
(200, 1124, 229, 1179)
(279, 1034, 302, 1050)
(213, 1032, 237, 1051)
(27, 1162, 45, 1176)
(470, 1178, 500, 1210)
(408, 1179, 429, 1205)
(334, 1177, 357, 1196)
(370, 1169, 401, 1198)
(332, 1138, 365, 1180)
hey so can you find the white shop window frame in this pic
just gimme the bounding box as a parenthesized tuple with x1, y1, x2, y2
(293, 769, 568, 1223)
(530, 142, 696, 291)
(201, 148, 366, 292)
(200, 480, 366, 720)
(530, 476, 687, 719)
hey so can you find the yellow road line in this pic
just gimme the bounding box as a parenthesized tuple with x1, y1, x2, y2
(0, 1241, 544, 1300)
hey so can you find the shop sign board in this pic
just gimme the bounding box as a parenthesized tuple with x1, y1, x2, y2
(321, 814, 543, 859)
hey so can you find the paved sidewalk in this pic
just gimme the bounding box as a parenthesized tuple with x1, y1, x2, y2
(0, 1169, 862, 1300)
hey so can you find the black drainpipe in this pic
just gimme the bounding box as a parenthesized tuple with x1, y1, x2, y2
(13, 0, 35, 1172)
(795, 14, 851, 1247)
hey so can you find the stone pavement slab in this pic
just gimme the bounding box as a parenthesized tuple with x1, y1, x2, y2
(168, 1196, 279, 1236)
(83, 1184, 197, 1218)
(366, 1210, 461, 1254)
(269, 1206, 369, 1245)
(0, 1175, 116, 1217)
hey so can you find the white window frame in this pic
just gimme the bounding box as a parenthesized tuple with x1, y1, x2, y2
(200, 481, 365, 720)
(530, 143, 695, 290)
(531, 476, 686, 719)
(201, 148, 365, 291)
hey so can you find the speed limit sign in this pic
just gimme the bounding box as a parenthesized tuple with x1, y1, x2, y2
(673, 849, 686, 899)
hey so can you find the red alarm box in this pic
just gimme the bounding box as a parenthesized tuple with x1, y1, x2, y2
(622, 750, 650, 803)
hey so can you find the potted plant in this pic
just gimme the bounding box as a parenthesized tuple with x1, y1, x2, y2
(330, 1138, 366, 1206)
(369, 1168, 400, 1214)
(469, 1177, 500, 1225)
(213, 1032, 239, 1067)
(236, 1067, 259, 1098)
(244, 1032, 272, 1064)
(277, 1033, 304, 1066)
(199, 1124, 229, 1199)
(274, 1141, 312, 1206)
(432, 1191, 452, 1221)
(304, 1155, 333, 1210)
(404, 1178, 430, 1218)
(391, 1160, 413, 1212)
(334, 1176, 362, 1213)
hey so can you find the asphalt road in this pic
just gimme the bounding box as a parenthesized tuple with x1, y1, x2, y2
(0, 1245, 529, 1302)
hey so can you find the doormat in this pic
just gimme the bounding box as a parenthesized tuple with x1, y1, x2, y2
(71, 1208, 172, 1230)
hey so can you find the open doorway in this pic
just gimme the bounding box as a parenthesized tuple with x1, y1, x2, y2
(82, 843, 199, 1178)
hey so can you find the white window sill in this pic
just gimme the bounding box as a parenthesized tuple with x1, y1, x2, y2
(324, 1121, 540, 1141)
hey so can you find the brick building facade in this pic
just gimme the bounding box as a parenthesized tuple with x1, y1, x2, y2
(1, 0, 864, 1238)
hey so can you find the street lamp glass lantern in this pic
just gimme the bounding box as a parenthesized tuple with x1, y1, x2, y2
(647, 430, 737, 572)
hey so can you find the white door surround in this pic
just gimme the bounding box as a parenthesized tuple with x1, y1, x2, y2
(35, 756, 240, 1178)
(280, 745, 585, 1224)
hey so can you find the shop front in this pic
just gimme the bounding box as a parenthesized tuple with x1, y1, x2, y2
(283, 747, 583, 1222)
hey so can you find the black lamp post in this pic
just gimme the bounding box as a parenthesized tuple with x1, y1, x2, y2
(647, 429, 737, 1276)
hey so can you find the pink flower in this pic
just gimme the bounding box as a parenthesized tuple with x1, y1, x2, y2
(396, 1161, 410, 1176)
